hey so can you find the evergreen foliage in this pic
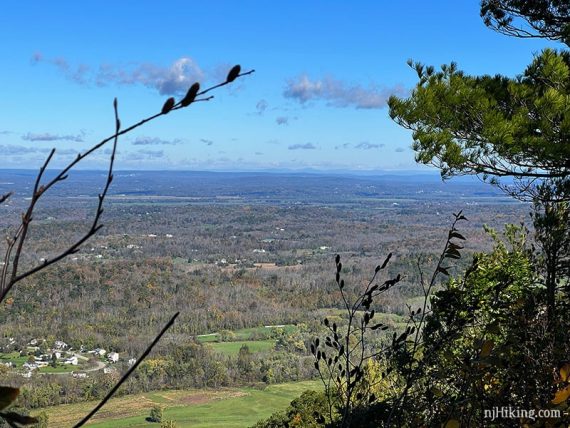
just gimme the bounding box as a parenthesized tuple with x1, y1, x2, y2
(388, 49, 570, 199)
(481, 0, 570, 45)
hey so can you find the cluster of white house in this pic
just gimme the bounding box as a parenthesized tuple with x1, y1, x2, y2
(1, 338, 125, 377)
(87, 347, 120, 363)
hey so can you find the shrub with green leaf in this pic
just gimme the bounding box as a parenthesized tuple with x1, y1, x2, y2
(149, 405, 163, 423)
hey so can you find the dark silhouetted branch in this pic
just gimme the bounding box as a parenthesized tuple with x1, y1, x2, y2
(73, 312, 180, 428)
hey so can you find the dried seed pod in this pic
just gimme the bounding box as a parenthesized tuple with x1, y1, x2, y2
(181, 82, 200, 107)
(162, 97, 175, 114)
(226, 65, 241, 82)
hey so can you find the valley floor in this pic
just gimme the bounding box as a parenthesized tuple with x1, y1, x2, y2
(37, 380, 321, 427)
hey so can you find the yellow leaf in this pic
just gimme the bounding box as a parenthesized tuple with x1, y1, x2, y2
(560, 363, 570, 382)
(443, 420, 460, 428)
(480, 340, 494, 358)
(0, 386, 19, 411)
(432, 387, 443, 398)
(552, 384, 570, 405)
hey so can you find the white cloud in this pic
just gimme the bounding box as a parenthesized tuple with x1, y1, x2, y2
(96, 57, 203, 95)
(256, 99, 268, 115)
(132, 136, 183, 146)
(31, 52, 90, 84)
(124, 149, 164, 161)
(288, 143, 317, 150)
(283, 74, 406, 109)
(22, 132, 84, 142)
(355, 142, 384, 150)
(33, 53, 204, 96)
(0, 145, 51, 155)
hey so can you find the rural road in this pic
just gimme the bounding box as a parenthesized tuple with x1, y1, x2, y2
(39, 353, 107, 375)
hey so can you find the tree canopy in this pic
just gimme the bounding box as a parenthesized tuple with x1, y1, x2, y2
(481, 0, 570, 46)
(388, 48, 570, 198)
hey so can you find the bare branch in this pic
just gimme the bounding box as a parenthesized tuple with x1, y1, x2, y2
(73, 312, 180, 428)
(0, 69, 254, 304)
(0, 192, 12, 204)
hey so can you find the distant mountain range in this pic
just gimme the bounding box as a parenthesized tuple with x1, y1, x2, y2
(0, 169, 518, 206)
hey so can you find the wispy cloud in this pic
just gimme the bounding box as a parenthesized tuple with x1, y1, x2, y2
(355, 142, 384, 150)
(288, 143, 316, 150)
(132, 136, 183, 146)
(255, 99, 268, 115)
(335, 142, 384, 150)
(97, 57, 203, 95)
(125, 149, 164, 161)
(32, 53, 204, 96)
(276, 116, 289, 126)
(1, 145, 51, 155)
(395, 147, 406, 153)
(334, 143, 351, 150)
(57, 148, 80, 156)
(31, 52, 90, 84)
(22, 132, 85, 143)
(139, 149, 164, 157)
(283, 74, 406, 109)
(200, 138, 214, 146)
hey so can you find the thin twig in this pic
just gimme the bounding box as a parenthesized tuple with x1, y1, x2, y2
(73, 312, 180, 428)
(0, 192, 12, 204)
(386, 213, 465, 427)
(6, 150, 55, 288)
(0, 69, 254, 304)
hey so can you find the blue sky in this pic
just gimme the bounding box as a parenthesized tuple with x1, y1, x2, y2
(0, 1, 559, 172)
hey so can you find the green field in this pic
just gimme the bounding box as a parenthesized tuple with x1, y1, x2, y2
(197, 334, 220, 343)
(39, 364, 82, 373)
(206, 340, 276, 356)
(0, 351, 28, 366)
(232, 325, 297, 339)
(196, 325, 296, 343)
(38, 380, 321, 427)
(0, 351, 88, 373)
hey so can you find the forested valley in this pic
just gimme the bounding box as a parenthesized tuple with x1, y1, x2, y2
(1, 1, 569, 427)
(0, 171, 527, 419)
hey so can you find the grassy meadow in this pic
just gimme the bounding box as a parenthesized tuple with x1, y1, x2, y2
(206, 340, 276, 356)
(37, 380, 321, 427)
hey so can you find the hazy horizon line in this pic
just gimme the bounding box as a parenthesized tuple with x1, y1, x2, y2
(0, 167, 440, 176)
